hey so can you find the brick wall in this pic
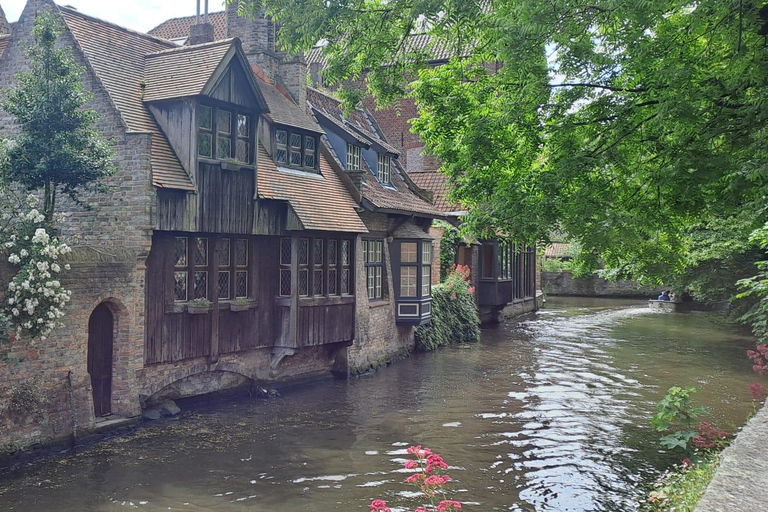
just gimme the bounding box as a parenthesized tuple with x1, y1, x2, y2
(0, 2, 152, 450)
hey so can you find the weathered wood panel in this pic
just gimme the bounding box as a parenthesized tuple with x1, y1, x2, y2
(198, 163, 255, 234)
(297, 301, 355, 347)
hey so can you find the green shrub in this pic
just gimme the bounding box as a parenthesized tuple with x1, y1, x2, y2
(415, 265, 480, 351)
(641, 454, 720, 512)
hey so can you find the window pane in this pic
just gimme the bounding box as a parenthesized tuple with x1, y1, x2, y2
(304, 152, 315, 169)
(328, 268, 338, 295)
(217, 136, 232, 159)
(290, 148, 302, 166)
(314, 239, 323, 265)
(422, 266, 431, 296)
(174, 237, 187, 267)
(290, 133, 301, 148)
(174, 271, 187, 301)
(276, 148, 287, 164)
(236, 271, 248, 298)
(375, 241, 382, 263)
(401, 266, 417, 297)
(276, 130, 287, 145)
(299, 268, 309, 296)
(313, 269, 323, 296)
(198, 132, 212, 158)
(217, 239, 230, 267)
(280, 269, 292, 296)
(193, 271, 208, 299)
(299, 238, 309, 265)
(342, 240, 350, 266)
(198, 105, 212, 129)
(305, 136, 315, 151)
(194, 238, 208, 266)
(375, 267, 382, 299)
(237, 114, 250, 137)
(280, 238, 292, 265)
(422, 242, 432, 263)
(401, 242, 418, 263)
(367, 268, 375, 299)
(341, 268, 351, 294)
(235, 239, 248, 267)
(236, 140, 250, 163)
(218, 109, 232, 134)
(328, 240, 338, 265)
(218, 270, 230, 299)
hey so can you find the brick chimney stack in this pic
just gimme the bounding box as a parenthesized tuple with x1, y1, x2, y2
(226, 0, 307, 106)
(189, 0, 214, 45)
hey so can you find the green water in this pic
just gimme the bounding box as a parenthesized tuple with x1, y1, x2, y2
(0, 297, 759, 511)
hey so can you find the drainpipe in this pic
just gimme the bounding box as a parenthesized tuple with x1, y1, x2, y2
(67, 370, 79, 443)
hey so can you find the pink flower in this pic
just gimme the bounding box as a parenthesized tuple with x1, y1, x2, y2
(415, 508, 428, 512)
(406, 473, 425, 484)
(407, 445, 432, 458)
(750, 382, 766, 400)
(682, 458, 691, 469)
(437, 500, 463, 511)
(424, 474, 451, 487)
(404, 459, 419, 469)
(426, 454, 448, 470)
(370, 499, 391, 512)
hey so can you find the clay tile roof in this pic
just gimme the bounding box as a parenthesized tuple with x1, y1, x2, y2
(545, 242, 572, 259)
(306, 88, 439, 218)
(143, 39, 234, 102)
(148, 11, 228, 43)
(59, 6, 194, 191)
(256, 143, 367, 233)
(256, 79, 323, 133)
(0, 35, 10, 60)
(409, 170, 458, 213)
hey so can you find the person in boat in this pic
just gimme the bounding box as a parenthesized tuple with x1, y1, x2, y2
(657, 290, 671, 301)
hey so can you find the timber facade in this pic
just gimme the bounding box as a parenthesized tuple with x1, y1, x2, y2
(0, 0, 440, 454)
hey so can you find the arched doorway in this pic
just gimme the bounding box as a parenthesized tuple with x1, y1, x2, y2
(87, 303, 114, 417)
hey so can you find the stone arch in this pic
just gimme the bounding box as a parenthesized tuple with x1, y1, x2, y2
(142, 367, 256, 404)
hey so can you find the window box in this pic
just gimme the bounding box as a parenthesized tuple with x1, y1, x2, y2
(187, 299, 212, 314)
(229, 300, 251, 312)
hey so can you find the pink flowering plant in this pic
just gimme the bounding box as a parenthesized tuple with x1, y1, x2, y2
(370, 446, 462, 512)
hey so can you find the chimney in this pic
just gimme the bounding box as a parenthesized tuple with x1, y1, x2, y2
(347, 169, 366, 192)
(226, 0, 279, 83)
(278, 54, 307, 107)
(189, 0, 214, 45)
(0, 5, 10, 35)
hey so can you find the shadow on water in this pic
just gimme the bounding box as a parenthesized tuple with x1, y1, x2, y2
(0, 297, 758, 512)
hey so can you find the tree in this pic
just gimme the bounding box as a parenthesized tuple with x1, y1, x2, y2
(229, 0, 768, 283)
(2, 6, 113, 223)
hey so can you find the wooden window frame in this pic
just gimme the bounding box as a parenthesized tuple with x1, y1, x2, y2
(197, 103, 254, 164)
(274, 126, 319, 172)
(363, 238, 384, 300)
(347, 143, 361, 170)
(279, 236, 354, 298)
(377, 154, 391, 185)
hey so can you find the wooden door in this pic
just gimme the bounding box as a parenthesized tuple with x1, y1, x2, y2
(87, 304, 113, 417)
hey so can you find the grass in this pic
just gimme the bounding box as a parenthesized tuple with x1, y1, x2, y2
(641, 453, 721, 512)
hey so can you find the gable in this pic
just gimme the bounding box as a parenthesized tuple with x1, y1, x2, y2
(206, 58, 262, 109)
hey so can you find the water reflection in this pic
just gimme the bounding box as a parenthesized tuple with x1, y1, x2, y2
(0, 298, 757, 511)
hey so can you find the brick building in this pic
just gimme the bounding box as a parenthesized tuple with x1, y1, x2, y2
(0, 0, 441, 453)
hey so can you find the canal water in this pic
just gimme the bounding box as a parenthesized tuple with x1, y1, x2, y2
(0, 298, 759, 511)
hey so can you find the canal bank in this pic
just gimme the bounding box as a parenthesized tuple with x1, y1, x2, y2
(694, 401, 768, 512)
(0, 298, 757, 511)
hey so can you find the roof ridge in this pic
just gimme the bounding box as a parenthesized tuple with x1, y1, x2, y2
(57, 5, 175, 48)
(146, 37, 235, 57)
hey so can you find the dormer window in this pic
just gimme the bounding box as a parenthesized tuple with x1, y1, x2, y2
(275, 128, 318, 172)
(347, 143, 361, 170)
(377, 154, 391, 184)
(197, 104, 253, 164)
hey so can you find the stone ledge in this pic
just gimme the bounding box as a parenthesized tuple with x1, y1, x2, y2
(694, 401, 768, 512)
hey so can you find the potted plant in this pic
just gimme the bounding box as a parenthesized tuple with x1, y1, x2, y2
(230, 298, 250, 312)
(187, 298, 212, 314)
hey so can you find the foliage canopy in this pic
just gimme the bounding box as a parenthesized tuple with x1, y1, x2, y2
(2, 7, 113, 222)
(231, 0, 768, 282)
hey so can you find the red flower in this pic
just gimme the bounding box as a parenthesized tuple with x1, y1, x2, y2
(437, 500, 463, 511)
(370, 499, 391, 512)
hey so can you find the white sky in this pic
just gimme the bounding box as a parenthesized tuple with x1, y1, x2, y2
(3, 0, 226, 33)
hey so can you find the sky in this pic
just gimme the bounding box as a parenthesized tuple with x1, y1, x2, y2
(2, 0, 226, 33)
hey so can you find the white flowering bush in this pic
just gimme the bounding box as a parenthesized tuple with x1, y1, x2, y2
(1, 193, 72, 340)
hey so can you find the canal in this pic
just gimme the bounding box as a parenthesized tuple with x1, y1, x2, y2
(0, 297, 759, 511)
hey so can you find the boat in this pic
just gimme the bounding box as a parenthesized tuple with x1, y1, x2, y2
(647, 300, 726, 312)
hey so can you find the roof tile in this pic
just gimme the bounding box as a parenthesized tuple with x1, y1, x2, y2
(148, 11, 228, 43)
(256, 143, 367, 233)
